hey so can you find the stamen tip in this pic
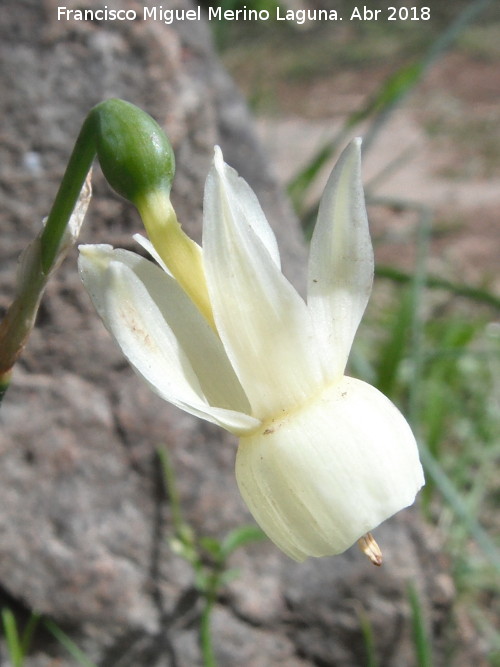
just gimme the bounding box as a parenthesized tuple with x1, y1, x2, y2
(357, 532, 383, 566)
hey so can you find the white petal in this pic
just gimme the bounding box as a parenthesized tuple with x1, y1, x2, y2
(236, 376, 424, 561)
(308, 139, 374, 381)
(203, 151, 324, 420)
(211, 146, 281, 267)
(133, 233, 172, 275)
(79, 244, 259, 435)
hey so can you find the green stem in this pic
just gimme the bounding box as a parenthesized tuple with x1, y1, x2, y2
(0, 111, 96, 386)
(40, 97, 176, 275)
(357, 607, 379, 667)
(0, 99, 175, 398)
(19, 613, 41, 659)
(43, 619, 98, 667)
(200, 592, 217, 667)
(2, 608, 23, 667)
(158, 446, 219, 666)
(157, 446, 185, 536)
(0, 249, 51, 377)
(408, 584, 433, 667)
(39, 114, 97, 274)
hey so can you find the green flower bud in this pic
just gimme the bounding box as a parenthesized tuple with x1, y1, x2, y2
(91, 99, 175, 205)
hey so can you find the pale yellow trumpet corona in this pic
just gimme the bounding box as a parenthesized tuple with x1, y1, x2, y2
(79, 139, 424, 562)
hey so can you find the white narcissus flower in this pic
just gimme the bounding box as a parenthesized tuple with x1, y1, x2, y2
(79, 139, 424, 563)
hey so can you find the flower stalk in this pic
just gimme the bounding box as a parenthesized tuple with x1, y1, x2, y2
(0, 175, 91, 384)
(136, 190, 214, 329)
(0, 99, 177, 402)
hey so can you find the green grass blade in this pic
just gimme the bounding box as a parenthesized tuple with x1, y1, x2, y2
(1, 609, 23, 667)
(374, 288, 413, 397)
(406, 206, 433, 431)
(220, 524, 266, 558)
(287, 142, 337, 215)
(362, 0, 494, 154)
(288, 0, 494, 225)
(287, 59, 423, 223)
(375, 265, 500, 310)
(408, 584, 433, 667)
(419, 442, 500, 575)
(357, 608, 379, 667)
(157, 445, 185, 536)
(199, 597, 218, 667)
(43, 619, 97, 667)
(349, 61, 424, 128)
(19, 612, 40, 659)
